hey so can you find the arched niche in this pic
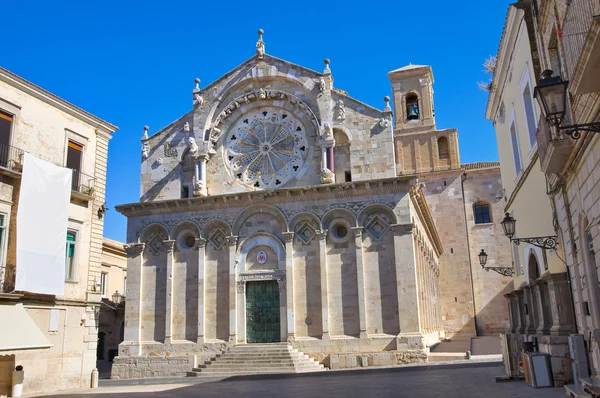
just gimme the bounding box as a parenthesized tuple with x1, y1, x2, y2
(232, 205, 289, 236)
(358, 205, 397, 241)
(333, 128, 351, 183)
(170, 221, 200, 252)
(238, 232, 286, 273)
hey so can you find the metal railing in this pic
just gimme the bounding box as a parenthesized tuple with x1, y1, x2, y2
(71, 169, 95, 196)
(0, 142, 25, 172)
(562, 0, 599, 80)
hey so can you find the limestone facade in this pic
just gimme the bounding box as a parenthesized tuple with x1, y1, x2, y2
(115, 33, 510, 377)
(0, 66, 117, 395)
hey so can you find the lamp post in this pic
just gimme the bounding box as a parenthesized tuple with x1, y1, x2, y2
(478, 249, 514, 277)
(534, 69, 600, 139)
(111, 290, 123, 306)
(500, 213, 558, 250)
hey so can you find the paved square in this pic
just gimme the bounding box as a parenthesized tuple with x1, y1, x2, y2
(42, 364, 566, 397)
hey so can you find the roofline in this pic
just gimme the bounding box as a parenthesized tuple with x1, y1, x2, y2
(485, 5, 524, 121)
(0, 67, 118, 133)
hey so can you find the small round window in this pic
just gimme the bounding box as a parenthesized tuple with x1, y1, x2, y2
(176, 230, 197, 251)
(336, 226, 348, 238)
(185, 236, 196, 248)
(329, 219, 352, 243)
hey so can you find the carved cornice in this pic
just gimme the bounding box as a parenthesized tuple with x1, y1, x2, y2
(391, 223, 413, 236)
(124, 243, 145, 258)
(238, 270, 285, 283)
(409, 185, 443, 257)
(116, 176, 415, 218)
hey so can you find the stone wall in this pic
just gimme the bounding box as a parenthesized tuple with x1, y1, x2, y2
(328, 350, 427, 369)
(111, 356, 195, 379)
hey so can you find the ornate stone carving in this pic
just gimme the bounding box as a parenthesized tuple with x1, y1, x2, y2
(187, 137, 198, 156)
(379, 118, 390, 128)
(164, 143, 178, 158)
(239, 270, 285, 282)
(283, 232, 295, 243)
(193, 78, 204, 108)
(320, 168, 335, 184)
(193, 178, 205, 197)
(195, 238, 207, 249)
(141, 142, 149, 160)
(317, 77, 326, 93)
(351, 227, 363, 238)
(124, 243, 145, 258)
(208, 229, 227, 250)
(364, 214, 390, 240)
(333, 100, 346, 121)
(226, 236, 238, 247)
(224, 108, 309, 190)
(295, 222, 316, 244)
(315, 230, 328, 241)
(183, 121, 191, 132)
(256, 29, 265, 59)
(163, 240, 175, 253)
(236, 281, 246, 294)
(146, 233, 165, 255)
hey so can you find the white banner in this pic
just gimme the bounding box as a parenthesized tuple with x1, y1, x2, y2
(16, 153, 71, 295)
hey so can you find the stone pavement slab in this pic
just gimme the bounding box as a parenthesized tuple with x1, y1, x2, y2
(35, 364, 565, 398)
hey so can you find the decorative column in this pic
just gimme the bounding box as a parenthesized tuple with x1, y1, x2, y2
(391, 224, 421, 338)
(278, 277, 287, 342)
(236, 281, 246, 343)
(316, 230, 330, 341)
(122, 243, 145, 356)
(320, 124, 335, 184)
(545, 273, 576, 335)
(196, 238, 206, 344)
(163, 240, 176, 344)
(227, 236, 238, 342)
(351, 227, 367, 338)
(283, 232, 295, 342)
(193, 155, 208, 197)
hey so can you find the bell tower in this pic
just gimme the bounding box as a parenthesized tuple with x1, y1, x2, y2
(388, 65, 460, 174)
(388, 65, 436, 132)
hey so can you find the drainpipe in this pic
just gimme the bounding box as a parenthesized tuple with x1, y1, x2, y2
(12, 365, 24, 397)
(461, 171, 478, 336)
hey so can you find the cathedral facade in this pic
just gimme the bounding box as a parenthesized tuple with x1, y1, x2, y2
(114, 32, 511, 377)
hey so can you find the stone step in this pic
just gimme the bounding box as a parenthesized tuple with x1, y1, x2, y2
(187, 369, 324, 377)
(218, 353, 308, 359)
(212, 358, 307, 364)
(427, 352, 467, 362)
(195, 365, 321, 372)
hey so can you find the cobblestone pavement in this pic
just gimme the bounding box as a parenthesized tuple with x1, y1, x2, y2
(39, 364, 566, 397)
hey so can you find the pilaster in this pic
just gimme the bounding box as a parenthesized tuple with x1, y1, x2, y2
(391, 223, 420, 334)
(283, 232, 295, 341)
(163, 240, 175, 344)
(122, 243, 144, 356)
(227, 236, 238, 342)
(351, 227, 367, 338)
(196, 238, 206, 344)
(316, 230, 330, 341)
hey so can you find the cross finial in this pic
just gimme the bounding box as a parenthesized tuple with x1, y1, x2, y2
(194, 78, 200, 92)
(256, 29, 265, 59)
(142, 125, 149, 140)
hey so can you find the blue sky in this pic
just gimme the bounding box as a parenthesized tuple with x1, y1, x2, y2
(2, 0, 512, 242)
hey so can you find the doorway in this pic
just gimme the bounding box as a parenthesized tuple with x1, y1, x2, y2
(246, 280, 280, 343)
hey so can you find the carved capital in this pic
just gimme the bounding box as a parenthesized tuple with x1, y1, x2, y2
(391, 223, 414, 236)
(226, 236, 238, 247)
(315, 230, 328, 241)
(124, 243, 145, 258)
(195, 238, 207, 249)
(163, 240, 176, 253)
(236, 281, 246, 294)
(283, 232, 295, 243)
(351, 227, 363, 238)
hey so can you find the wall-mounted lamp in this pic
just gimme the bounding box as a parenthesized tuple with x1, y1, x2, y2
(98, 203, 109, 219)
(500, 213, 558, 250)
(478, 249, 514, 277)
(111, 290, 124, 306)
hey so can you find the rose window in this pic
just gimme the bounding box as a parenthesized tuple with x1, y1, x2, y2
(225, 108, 308, 189)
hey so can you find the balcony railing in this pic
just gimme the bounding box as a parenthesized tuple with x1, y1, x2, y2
(0, 142, 25, 173)
(536, 115, 574, 175)
(71, 169, 95, 196)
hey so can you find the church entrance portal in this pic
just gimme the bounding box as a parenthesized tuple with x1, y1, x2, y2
(246, 280, 280, 343)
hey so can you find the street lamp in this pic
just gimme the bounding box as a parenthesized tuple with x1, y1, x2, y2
(534, 69, 600, 139)
(478, 249, 514, 277)
(500, 213, 558, 250)
(111, 290, 123, 305)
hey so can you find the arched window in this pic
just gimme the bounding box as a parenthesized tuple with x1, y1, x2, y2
(473, 202, 491, 224)
(406, 93, 420, 120)
(527, 250, 540, 281)
(438, 137, 449, 159)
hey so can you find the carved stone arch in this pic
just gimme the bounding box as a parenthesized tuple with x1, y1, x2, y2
(332, 126, 353, 142)
(289, 211, 321, 245)
(524, 245, 543, 283)
(358, 204, 397, 240)
(321, 208, 357, 230)
(140, 223, 170, 242)
(171, 221, 200, 252)
(200, 219, 232, 239)
(237, 232, 286, 273)
(139, 223, 170, 255)
(232, 205, 289, 236)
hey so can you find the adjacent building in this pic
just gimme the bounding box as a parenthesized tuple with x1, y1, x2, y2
(0, 67, 117, 395)
(487, 0, 600, 390)
(486, 4, 577, 386)
(113, 32, 512, 378)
